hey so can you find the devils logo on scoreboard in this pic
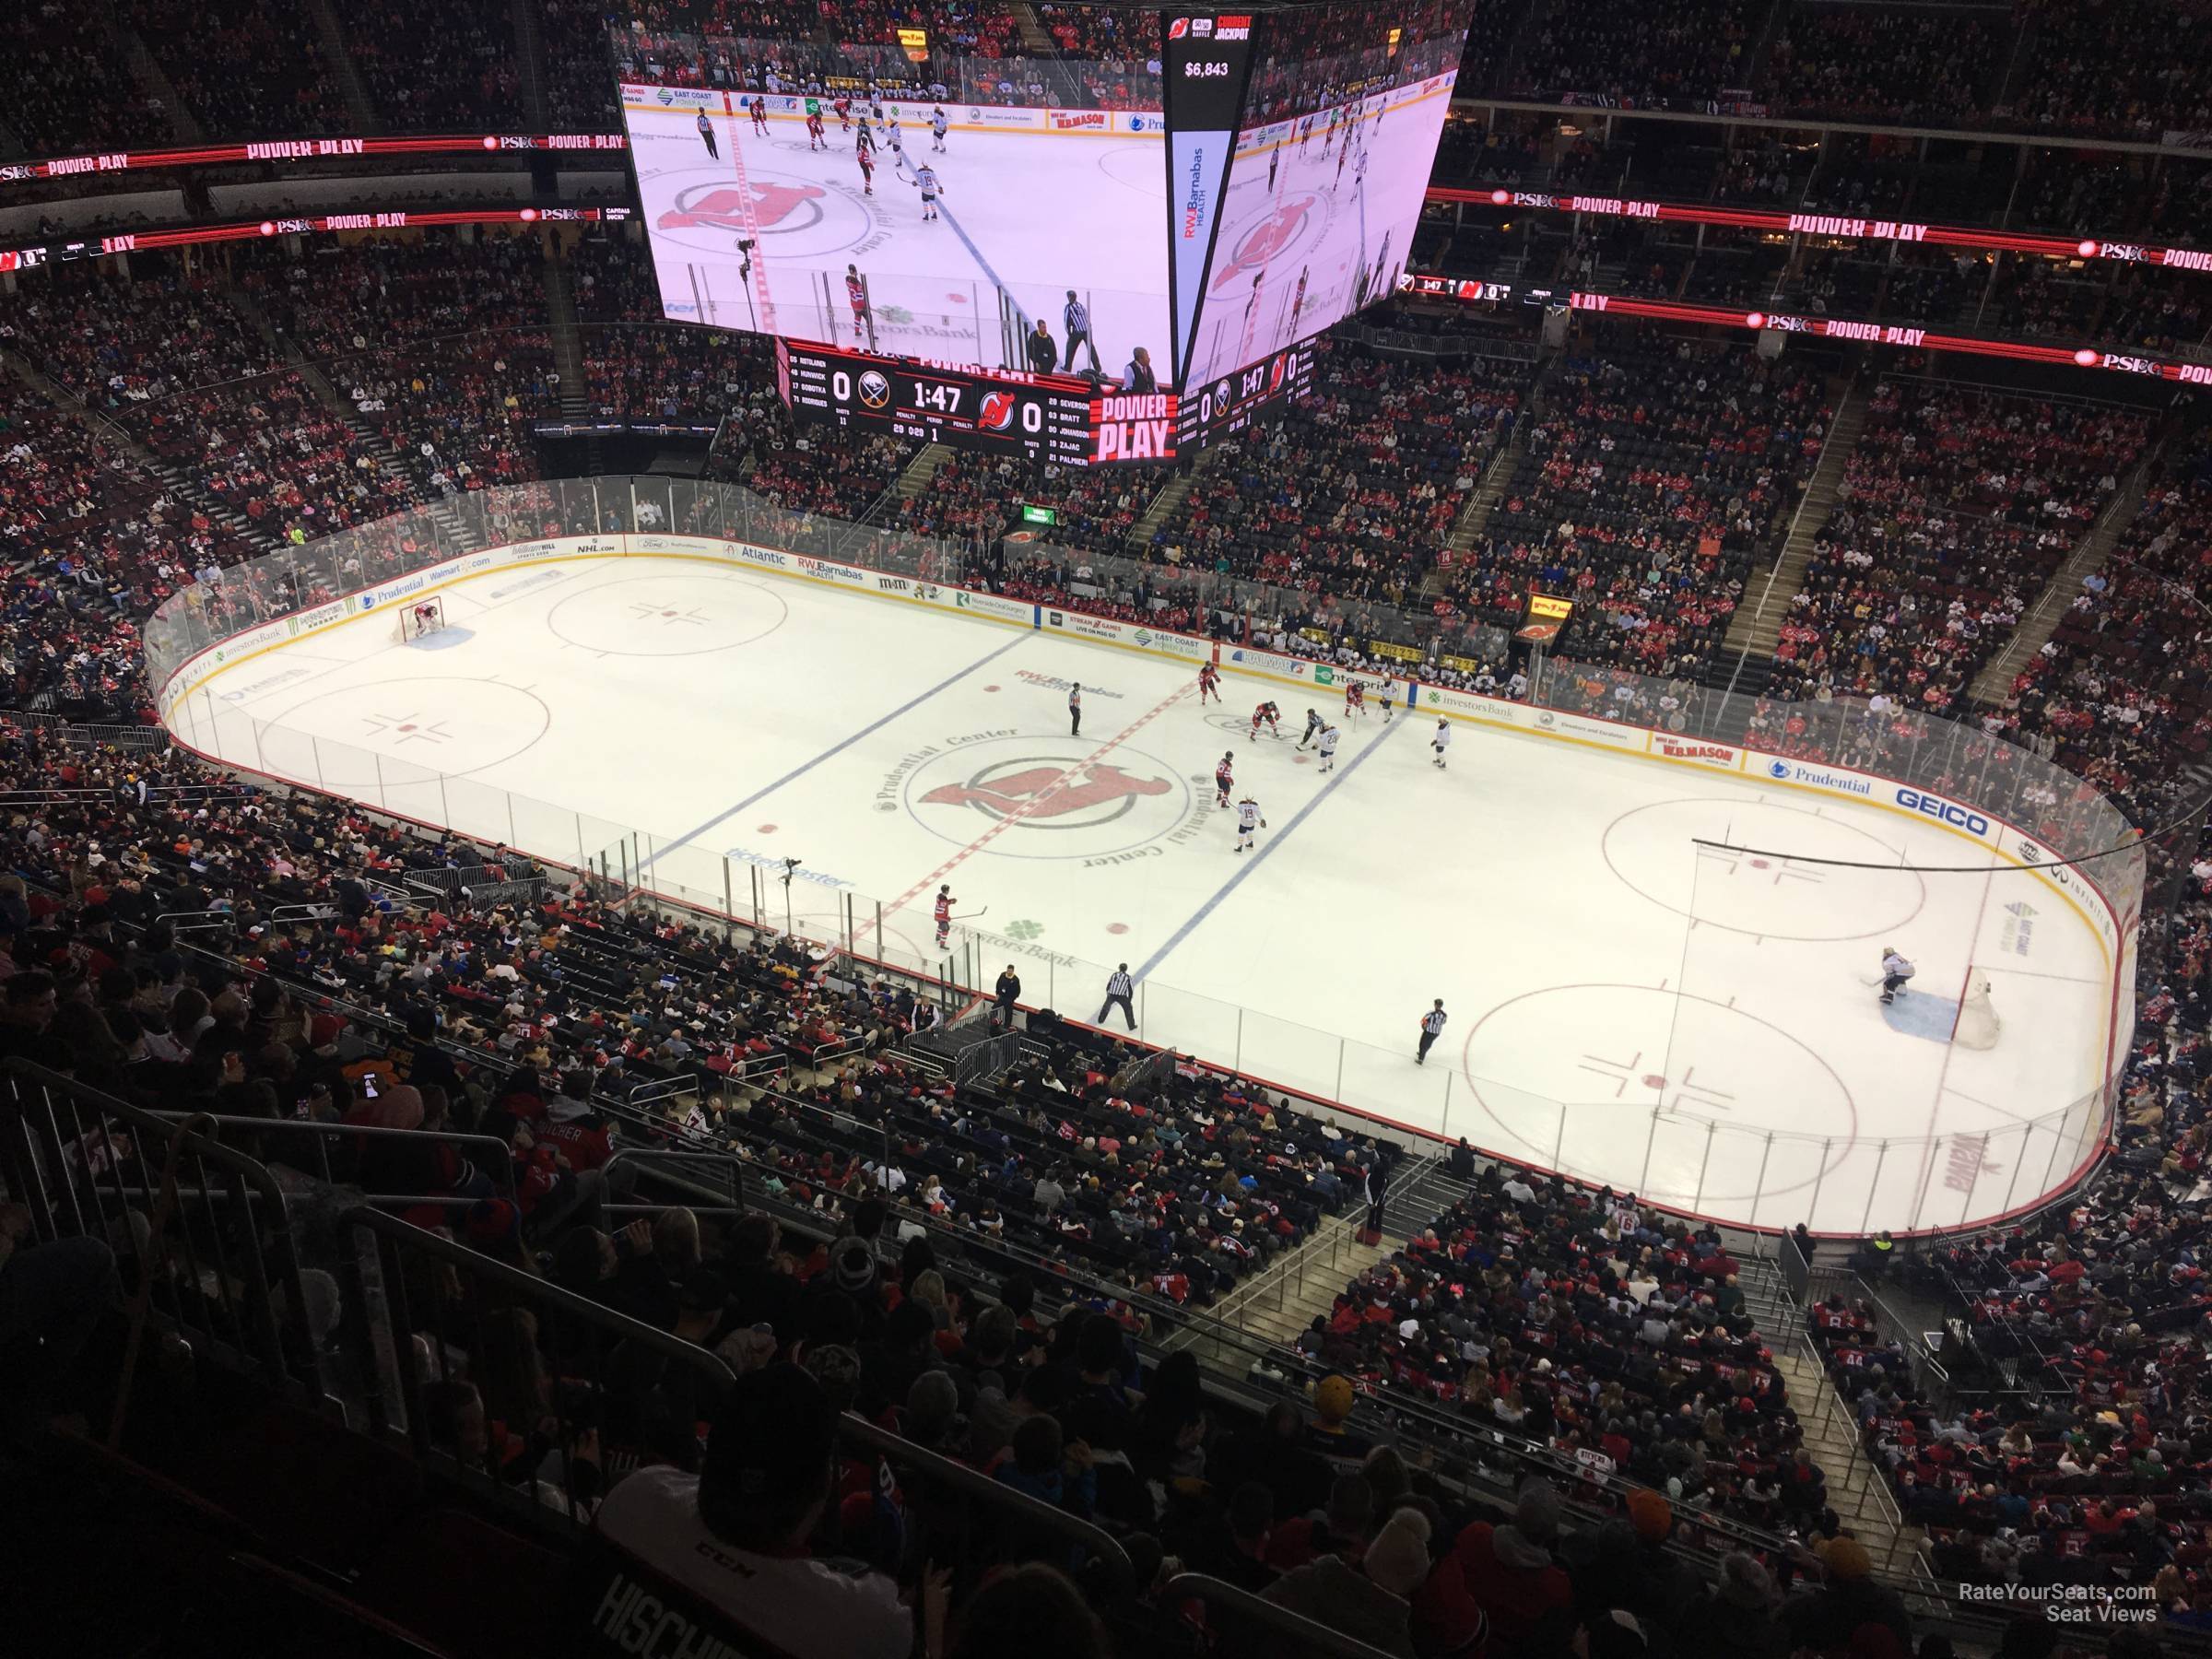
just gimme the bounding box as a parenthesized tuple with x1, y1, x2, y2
(656, 182, 825, 230)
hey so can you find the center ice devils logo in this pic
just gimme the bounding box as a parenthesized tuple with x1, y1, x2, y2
(1209, 194, 1317, 290)
(658, 182, 825, 232)
(923, 759, 1171, 827)
(903, 735, 1194, 860)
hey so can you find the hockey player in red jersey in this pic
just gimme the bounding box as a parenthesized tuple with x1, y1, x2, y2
(1250, 700, 1281, 742)
(1215, 751, 1235, 808)
(1197, 662, 1220, 703)
(748, 95, 769, 135)
(845, 265, 869, 337)
(934, 885, 956, 949)
(1346, 679, 1365, 717)
(834, 96, 853, 132)
(806, 109, 826, 149)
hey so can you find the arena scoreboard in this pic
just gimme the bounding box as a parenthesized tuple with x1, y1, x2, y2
(780, 340, 1095, 463)
(626, 2, 1475, 466)
(1177, 340, 1316, 452)
(779, 340, 1181, 467)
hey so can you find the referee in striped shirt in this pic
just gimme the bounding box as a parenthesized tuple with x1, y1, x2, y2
(1062, 291, 1100, 373)
(1097, 963, 1136, 1030)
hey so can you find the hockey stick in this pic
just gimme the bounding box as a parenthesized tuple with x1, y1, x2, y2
(950, 907, 990, 921)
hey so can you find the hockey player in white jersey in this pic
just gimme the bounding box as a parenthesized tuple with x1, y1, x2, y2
(1431, 719, 1453, 769)
(1234, 794, 1266, 852)
(910, 161, 942, 221)
(1317, 724, 1341, 773)
(1878, 947, 1916, 1006)
(930, 106, 948, 151)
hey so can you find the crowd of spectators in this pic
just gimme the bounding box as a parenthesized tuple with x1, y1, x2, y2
(340, 0, 526, 131)
(1517, 0, 1762, 111)
(1456, 340, 1830, 679)
(1325, 1162, 1819, 1536)
(1763, 9, 2001, 127)
(1802, 1145, 2210, 1609)
(121, 0, 347, 140)
(1147, 338, 1524, 612)
(1771, 380, 2150, 713)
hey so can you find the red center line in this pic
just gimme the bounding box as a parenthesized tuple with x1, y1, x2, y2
(885, 677, 1197, 921)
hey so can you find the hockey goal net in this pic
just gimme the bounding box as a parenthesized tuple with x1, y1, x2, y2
(1950, 969, 2001, 1050)
(395, 596, 445, 641)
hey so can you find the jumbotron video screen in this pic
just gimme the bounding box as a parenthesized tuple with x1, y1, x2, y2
(615, 2, 1473, 462)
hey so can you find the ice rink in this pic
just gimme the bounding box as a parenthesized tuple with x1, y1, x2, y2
(171, 556, 2119, 1233)
(624, 89, 1171, 375)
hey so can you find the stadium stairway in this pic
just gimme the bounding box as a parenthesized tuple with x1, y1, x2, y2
(544, 258, 606, 473)
(886, 442, 956, 522)
(1735, 1258, 1933, 1592)
(1163, 1154, 1460, 1367)
(1011, 4, 1059, 55)
(1, 353, 289, 562)
(1125, 444, 1219, 548)
(1968, 444, 2157, 704)
(109, 11, 203, 145)
(311, 0, 387, 135)
(512, 0, 551, 128)
(1716, 369, 1871, 670)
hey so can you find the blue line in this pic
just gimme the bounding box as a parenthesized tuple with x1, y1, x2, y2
(638, 633, 1026, 870)
(934, 193, 1031, 342)
(1133, 710, 1412, 982)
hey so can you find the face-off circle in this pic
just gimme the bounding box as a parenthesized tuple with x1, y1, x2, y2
(1602, 796, 1925, 939)
(1460, 982, 1860, 1208)
(903, 735, 1192, 862)
(547, 573, 787, 656)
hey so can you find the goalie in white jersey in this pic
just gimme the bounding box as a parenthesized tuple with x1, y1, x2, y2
(1317, 723, 1341, 773)
(1234, 794, 1266, 852)
(1879, 947, 1915, 1006)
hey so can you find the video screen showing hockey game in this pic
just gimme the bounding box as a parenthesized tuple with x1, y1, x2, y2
(616, 11, 1172, 383)
(1181, 0, 1467, 389)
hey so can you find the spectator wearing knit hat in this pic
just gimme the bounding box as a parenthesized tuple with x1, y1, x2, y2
(1785, 1536, 1912, 1653)
(1264, 1503, 1433, 1657)
(1415, 1477, 1572, 1653)
(1685, 1553, 1790, 1659)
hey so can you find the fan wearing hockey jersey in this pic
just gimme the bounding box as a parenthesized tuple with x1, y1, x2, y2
(1879, 947, 1915, 1006)
(1431, 719, 1453, 769)
(1317, 724, 1341, 773)
(1214, 751, 1235, 808)
(1250, 700, 1280, 742)
(1234, 794, 1265, 853)
(1298, 707, 1325, 748)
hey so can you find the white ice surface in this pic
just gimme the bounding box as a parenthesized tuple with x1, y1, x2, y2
(173, 557, 2117, 1232)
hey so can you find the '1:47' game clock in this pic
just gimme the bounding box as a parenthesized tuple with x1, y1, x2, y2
(779, 339, 1098, 465)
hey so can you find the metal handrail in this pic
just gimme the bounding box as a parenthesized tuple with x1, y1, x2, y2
(1162, 1573, 1404, 1659)
(836, 1413, 1135, 1589)
(139, 1109, 519, 1205)
(1, 1058, 320, 1403)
